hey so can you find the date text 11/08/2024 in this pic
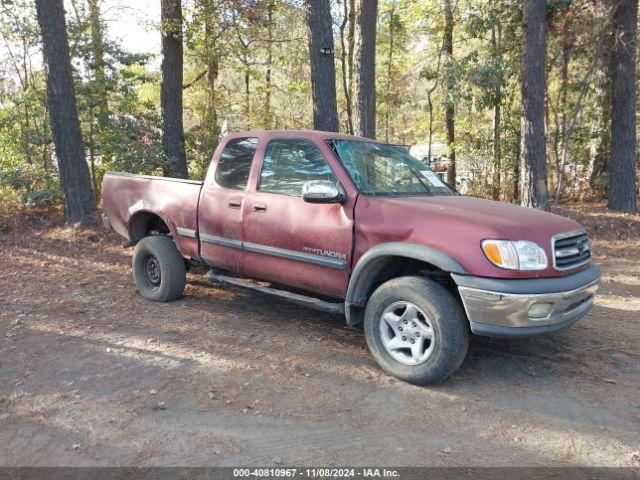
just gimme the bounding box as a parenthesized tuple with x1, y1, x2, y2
(232, 468, 400, 478)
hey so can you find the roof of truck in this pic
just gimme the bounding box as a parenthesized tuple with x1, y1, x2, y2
(225, 129, 379, 143)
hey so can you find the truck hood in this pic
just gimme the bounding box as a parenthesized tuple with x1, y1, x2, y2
(357, 194, 585, 278)
(379, 195, 582, 238)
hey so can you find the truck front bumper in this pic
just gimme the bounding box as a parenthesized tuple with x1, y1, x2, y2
(451, 264, 601, 337)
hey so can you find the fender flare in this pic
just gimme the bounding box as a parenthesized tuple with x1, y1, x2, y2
(344, 242, 467, 326)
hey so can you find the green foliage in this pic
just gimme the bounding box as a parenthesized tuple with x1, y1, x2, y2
(65, 2, 172, 190)
(0, 164, 60, 207)
(0, 0, 171, 205)
(0, 0, 620, 208)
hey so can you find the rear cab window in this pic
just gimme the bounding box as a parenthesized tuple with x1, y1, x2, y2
(214, 137, 258, 190)
(258, 138, 336, 196)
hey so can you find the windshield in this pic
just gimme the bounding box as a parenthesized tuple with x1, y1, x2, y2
(329, 140, 456, 197)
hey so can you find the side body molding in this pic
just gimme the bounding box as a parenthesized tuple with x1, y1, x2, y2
(344, 242, 467, 326)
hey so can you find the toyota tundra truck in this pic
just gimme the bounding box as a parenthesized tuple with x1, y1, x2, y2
(101, 130, 600, 384)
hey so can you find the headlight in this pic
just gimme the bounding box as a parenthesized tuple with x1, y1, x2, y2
(481, 240, 548, 271)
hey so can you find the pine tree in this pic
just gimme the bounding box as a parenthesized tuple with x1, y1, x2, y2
(305, 0, 340, 132)
(161, 0, 188, 178)
(354, 0, 378, 139)
(35, 0, 96, 223)
(520, 0, 550, 211)
(608, 0, 638, 212)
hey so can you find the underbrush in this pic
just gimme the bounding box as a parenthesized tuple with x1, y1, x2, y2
(554, 201, 640, 241)
(0, 166, 61, 208)
(0, 187, 62, 234)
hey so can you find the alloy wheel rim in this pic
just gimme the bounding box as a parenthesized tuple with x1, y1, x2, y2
(379, 301, 435, 366)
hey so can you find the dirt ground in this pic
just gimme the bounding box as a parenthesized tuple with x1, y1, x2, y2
(0, 201, 639, 467)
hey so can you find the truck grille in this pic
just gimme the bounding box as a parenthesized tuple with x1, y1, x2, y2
(552, 230, 591, 270)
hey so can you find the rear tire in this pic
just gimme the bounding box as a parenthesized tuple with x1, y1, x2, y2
(132, 235, 186, 302)
(364, 276, 469, 385)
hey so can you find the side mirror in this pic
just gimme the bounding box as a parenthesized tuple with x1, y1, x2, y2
(302, 180, 345, 204)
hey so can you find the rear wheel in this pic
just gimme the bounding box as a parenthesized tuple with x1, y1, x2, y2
(364, 276, 469, 385)
(132, 235, 186, 302)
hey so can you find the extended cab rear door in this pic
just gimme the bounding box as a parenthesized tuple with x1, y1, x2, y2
(241, 136, 355, 298)
(197, 136, 257, 271)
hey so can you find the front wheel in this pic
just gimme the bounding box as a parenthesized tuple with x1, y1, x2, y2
(132, 235, 186, 302)
(364, 276, 469, 385)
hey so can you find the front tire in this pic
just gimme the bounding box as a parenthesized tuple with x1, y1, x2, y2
(364, 276, 469, 385)
(132, 235, 186, 302)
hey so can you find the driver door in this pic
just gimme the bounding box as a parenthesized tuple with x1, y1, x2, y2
(241, 138, 353, 297)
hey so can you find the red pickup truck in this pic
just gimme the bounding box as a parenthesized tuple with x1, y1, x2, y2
(102, 130, 600, 384)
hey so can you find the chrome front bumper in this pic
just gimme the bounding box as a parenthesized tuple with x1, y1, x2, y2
(452, 265, 600, 337)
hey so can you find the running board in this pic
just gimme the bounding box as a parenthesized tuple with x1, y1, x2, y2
(205, 270, 345, 315)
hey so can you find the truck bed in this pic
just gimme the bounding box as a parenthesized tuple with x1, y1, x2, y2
(101, 171, 202, 258)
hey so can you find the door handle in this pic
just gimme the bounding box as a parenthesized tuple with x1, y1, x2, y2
(252, 203, 267, 212)
(228, 201, 242, 209)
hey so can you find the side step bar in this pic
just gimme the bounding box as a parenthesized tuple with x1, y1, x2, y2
(205, 270, 345, 315)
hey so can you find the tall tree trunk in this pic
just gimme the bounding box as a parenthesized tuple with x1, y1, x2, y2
(88, 0, 109, 173)
(608, 0, 638, 212)
(244, 61, 251, 125)
(547, 95, 558, 192)
(305, 0, 339, 132)
(347, 0, 356, 129)
(203, 0, 220, 178)
(88, 106, 98, 199)
(354, 0, 378, 139)
(555, 48, 598, 205)
(491, 24, 502, 200)
(426, 90, 435, 165)
(426, 33, 445, 167)
(443, 0, 456, 186)
(88, 0, 108, 118)
(4, 33, 35, 165)
(35, 0, 96, 223)
(492, 103, 501, 200)
(204, 3, 219, 133)
(161, 0, 188, 178)
(554, 35, 571, 203)
(520, 0, 550, 211)
(513, 123, 521, 203)
(264, 0, 274, 129)
(589, 0, 613, 192)
(339, 0, 354, 134)
(383, 0, 396, 143)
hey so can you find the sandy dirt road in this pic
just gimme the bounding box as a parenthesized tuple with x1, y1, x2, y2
(1, 204, 639, 467)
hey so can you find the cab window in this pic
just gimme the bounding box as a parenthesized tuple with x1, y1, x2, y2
(214, 137, 258, 190)
(258, 139, 335, 196)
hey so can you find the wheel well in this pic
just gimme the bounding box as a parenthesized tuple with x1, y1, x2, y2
(128, 212, 170, 244)
(346, 256, 459, 326)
